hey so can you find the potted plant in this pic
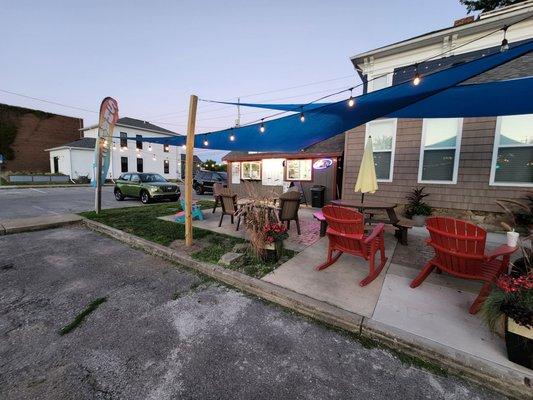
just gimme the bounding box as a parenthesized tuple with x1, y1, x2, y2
(405, 186, 432, 227)
(482, 246, 532, 369)
(239, 183, 288, 263)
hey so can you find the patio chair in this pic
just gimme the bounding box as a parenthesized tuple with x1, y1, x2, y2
(219, 193, 242, 230)
(212, 182, 223, 213)
(410, 216, 517, 314)
(316, 205, 387, 287)
(278, 190, 301, 235)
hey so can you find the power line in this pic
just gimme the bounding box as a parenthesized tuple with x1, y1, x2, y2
(200, 17, 531, 132)
(0, 88, 98, 114)
(143, 73, 358, 119)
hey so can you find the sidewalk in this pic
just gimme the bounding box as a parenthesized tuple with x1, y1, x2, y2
(0, 214, 82, 235)
(261, 226, 532, 394)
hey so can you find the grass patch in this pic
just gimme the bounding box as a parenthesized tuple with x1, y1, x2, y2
(80, 201, 215, 246)
(59, 297, 107, 336)
(192, 236, 296, 279)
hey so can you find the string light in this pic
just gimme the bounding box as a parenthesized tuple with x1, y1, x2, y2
(203, 135, 209, 147)
(501, 25, 509, 52)
(259, 119, 266, 133)
(299, 108, 305, 123)
(148, 144, 152, 151)
(152, 153, 156, 161)
(229, 128, 235, 141)
(347, 88, 355, 107)
(413, 64, 421, 86)
(181, 144, 186, 149)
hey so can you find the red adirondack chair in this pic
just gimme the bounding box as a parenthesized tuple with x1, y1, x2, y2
(316, 205, 387, 287)
(410, 216, 517, 314)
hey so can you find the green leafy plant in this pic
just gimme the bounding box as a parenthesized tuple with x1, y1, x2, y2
(460, 0, 525, 13)
(404, 186, 432, 218)
(496, 191, 533, 233)
(482, 256, 532, 332)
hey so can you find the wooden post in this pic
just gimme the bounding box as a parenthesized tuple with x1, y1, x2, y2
(185, 95, 198, 246)
(94, 137, 103, 213)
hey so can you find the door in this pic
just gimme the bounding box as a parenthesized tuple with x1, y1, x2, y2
(53, 157, 59, 174)
(129, 173, 142, 197)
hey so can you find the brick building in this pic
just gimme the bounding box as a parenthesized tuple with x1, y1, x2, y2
(0, 103, 83, 173)
(343, 2, 533, 214)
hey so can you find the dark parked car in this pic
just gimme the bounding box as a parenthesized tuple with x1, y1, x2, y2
(114, 173, 180, 204)
(193, 170, 227, 194)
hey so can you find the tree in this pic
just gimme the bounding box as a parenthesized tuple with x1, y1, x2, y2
(201, 159, 226, 172)
(460, 0, 525, 13)
(0, 121, 17, 161)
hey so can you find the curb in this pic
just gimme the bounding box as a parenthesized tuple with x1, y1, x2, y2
(82, 218, 532, 399)
(0, 215, 83, 235)
(0, 184, 114, 190)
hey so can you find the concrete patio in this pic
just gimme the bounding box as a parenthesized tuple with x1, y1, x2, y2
(162, 206, 532, 381)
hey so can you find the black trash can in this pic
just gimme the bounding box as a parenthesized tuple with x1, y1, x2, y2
(310, 185, 326, 208)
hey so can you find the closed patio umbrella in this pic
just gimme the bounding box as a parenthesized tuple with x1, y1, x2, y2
(354, 136, 378, 203)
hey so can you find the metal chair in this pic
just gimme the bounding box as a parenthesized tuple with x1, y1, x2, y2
(212, 182, 223, 213)
(278, 190, 302, 235)
(219, 193, 242, 230)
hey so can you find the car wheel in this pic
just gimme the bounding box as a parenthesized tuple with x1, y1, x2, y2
(114, 189, 124, 201)
(140, 190, 151, 204)
(195, 185, 204, 195)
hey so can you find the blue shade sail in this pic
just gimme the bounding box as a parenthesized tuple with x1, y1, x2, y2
(132, 40, 533, 152)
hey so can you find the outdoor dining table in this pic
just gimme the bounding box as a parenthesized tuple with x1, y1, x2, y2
(329, 199, 413, 245)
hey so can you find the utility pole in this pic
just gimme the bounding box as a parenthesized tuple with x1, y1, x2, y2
(185, 95, 198, 247)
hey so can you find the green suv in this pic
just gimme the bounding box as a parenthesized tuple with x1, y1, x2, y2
(114, 173, 180, 204)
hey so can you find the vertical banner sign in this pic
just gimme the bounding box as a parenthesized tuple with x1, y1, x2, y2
(93, 97, 119, 213)
(91, 97, 119, 187)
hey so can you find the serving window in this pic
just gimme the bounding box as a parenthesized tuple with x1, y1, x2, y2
(285, 159, 312, 181)
(241, 161, 261, 180)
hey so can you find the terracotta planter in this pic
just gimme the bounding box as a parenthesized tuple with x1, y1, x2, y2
(505, 318, 533, 369)
(261, 241, 284, 263)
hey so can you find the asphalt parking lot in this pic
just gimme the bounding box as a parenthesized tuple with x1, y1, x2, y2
(0, 226, 502, 400)
(0, 186, 141, 219)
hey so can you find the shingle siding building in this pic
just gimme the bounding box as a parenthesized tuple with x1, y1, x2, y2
(343, 3, 533, 215)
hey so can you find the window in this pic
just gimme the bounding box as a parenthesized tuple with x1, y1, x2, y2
(120, 132, 128, 148)
(262, 158, 284, 186)
(136, 135, 142, 150)
(164, 159, 169, 174)
(137, 157, 143, 173)
(490, 114, 533, 186)
(418, 118, 462, 184)
(241, 161, 261, 180)
(370, 73, 390, 92)
(164, 143, 170, 153)
(231, 162, 241, 184)
(285, 159, 312, 181)
(121, 156, 128, 173)
(365, 119, 397, 181)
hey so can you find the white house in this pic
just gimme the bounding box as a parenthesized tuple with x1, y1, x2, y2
(47, 117, 183, 181)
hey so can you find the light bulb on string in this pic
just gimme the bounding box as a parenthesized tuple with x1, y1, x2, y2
(413, 64, 421, 86)
(259, 119, 266, 133)
(299, 109, 305, 123)
(500, 25, 509, 52)
(203, 135, 209, 147)
(148, 144, 152, 151)
(347, 88, 355, 107)
(152, 154, 156, 161)
(229, 129, 235, 142)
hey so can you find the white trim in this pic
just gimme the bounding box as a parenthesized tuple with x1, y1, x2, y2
(368, 72, 392, 92)
(365, 119, 397, 183)
(418, 118, 463, 185)
(489, 116, 533, 187)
